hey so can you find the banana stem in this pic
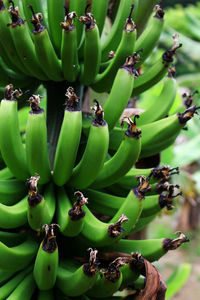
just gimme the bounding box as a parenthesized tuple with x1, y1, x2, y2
(44, 81, 83, 166)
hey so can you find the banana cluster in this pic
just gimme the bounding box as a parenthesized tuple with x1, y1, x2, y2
(0, 0, 196, 299)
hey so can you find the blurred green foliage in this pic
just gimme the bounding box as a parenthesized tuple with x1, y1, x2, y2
(165, 0, 198, 7)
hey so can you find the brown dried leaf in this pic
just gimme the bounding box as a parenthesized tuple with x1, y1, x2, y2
(124, 259, 167, 300)
(135, 259, 167, 300)
(134, 259, 161, 300)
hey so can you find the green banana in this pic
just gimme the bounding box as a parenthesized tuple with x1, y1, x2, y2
(0, 264, 33, 300)
(91, 0, 109, 36)
(85, 182, 179, 219)
(0, 178, 26, 205)
(68, 100, 109, 189)
(0, 236, 38, 271)
(0, 84, 29, 180)
(29, 6, 63, 81)
(136, 67, 177, 126)
(8, 1, 47, 81)
(118, 165, 180, 194)
(6, 271, 36, 300)
(27, 177, 55, 231)
(101, 0, 134, 61)
(0, 268, 16, 285)
(0, 230, 27, 247)
(92, 7, 137, 92)
(47, 0, 64, 57)
(0, 57, 34, 88)
(132, 34, 182, 97)
(135, 5, 165, 67)
(134, 0, 157, 35)
(80, 179, 148, 247)
(103, 56, 136, 130)
(22, 0, 48, 33)
(0, 194, 27, 229)
(87, 258, 125, 298)
(101, 232, 189, 262)
(0, 1, 30, 74)
(130, 212, 158, 234)
(79, 8, 101, 86)
(34, 224, 59, 290)
(57, 189, 87, 237)
(109, 105, 199, 153)
(120, 256, 140, 290)
(53, 87, 82, 186)
(25, 94, 51, 185)
(69, 0, 87, 48)
(56, 248, 98, 297)
(140, 105, 199, 158)
(91, 117, 141, 189)
(60, 11, 80, 82)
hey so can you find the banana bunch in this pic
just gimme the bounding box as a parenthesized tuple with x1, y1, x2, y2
(0, 0, 196, 299)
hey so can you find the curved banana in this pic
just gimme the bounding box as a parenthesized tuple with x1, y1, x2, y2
(53, 87, 82, 186)
(27, 176, 55, 231)
(91, 0, 109, 36)
(0, 230, 27, 247)
(69, 0, 87, 47)
(136, 67, 177, 126)
(6, 271, 36, 300)
(34, 224, 59, 290)
(120, 258, 140, 290)
(109, 105, 199, 153)
(103, 56, 136, 130)
(56, 248, 98, 296)
(22, 0, 48, 32)
(140, 105, 199, 158)
(57, 189, 87, 237)
(60, 11, 80, 82)
(0, 178, 26, 205)
(81, 180, 147, 247)
(8, 2, 47, 81)
(25, 94, 51, 185)
(0, 268, 16, 286)
(119, 166, 179, 191)
(0, 264, 33, 300)
(0, 236, 38, 271)
(134, 0, 157, 35)
(0, 57, 34, 88)
(79, 8, 101, 86)
(68, 101, 109, 189)
(29, 7, 63, 82)
(135, 5, 165, 67)
(47, 0, 64, 57)
(0, 85, 29, 180)
(101, 0, 134, 61)
(91, 182, 181, 219)
(87, 258, 125, 298)
(0, 195, 27, 229)
(132, 35, 182, 97)
(92, 8, 137, 92)
(130, 212, 158, 234)
(0, 2, 29, 74)
(102, 232, 189, 262)
(91, 117, 141, 189)
(0, 167, 13, 180)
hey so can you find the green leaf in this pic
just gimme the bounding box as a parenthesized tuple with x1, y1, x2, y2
(165, 263, 191, 299)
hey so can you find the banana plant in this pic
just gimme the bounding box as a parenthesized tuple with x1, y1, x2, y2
(0, 0, 195, 299)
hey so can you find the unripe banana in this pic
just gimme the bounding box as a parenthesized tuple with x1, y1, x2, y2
(33, 224, 59, 290)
